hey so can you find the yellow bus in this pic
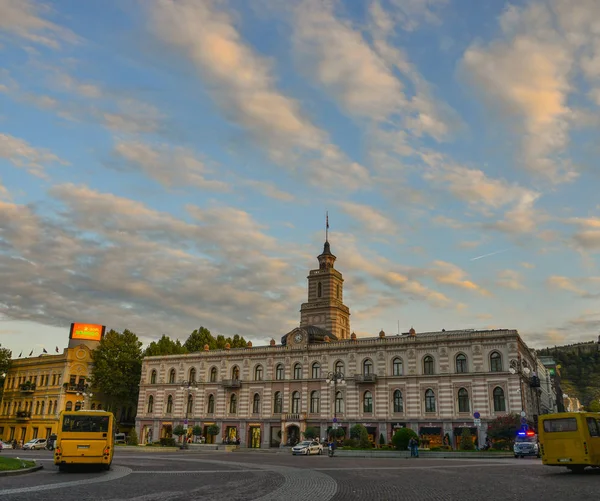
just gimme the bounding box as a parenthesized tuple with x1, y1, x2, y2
(54, 410, 115, 472)
(539, 412, 600, 473)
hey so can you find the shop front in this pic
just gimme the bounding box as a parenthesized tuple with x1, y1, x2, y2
(203, 422, 216, 444)
(160, 422, 173, 439)
(453, 427, 478, 449)
(224, 424, 238, 443)
(248, 423, 262, 448)
(270, 425, 281, 447)
(419, 426, 443, 448)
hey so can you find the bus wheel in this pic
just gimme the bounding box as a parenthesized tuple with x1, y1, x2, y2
(567, 466, 585, 474)
(102, 463, 111, 471)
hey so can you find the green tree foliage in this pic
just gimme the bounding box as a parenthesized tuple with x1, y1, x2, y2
(0, 344, 12, 400)
(588, 400, 600, 412)
(487, 414, 520, 444)
(538, 342, 600, 406)
(91, 329, 142, 410)
(183, 326, 248, 352)
(173, 425, 186, 440)
(303, 426, 319, 440)
(128, 428, 139, 446)
(207, 424, 220, 437)
(459, 428, 475, 451)
(143, 335, 187, 357)
(192, 425, 203, 439)
(359, 426, 371, 449)
(350, 424, 365, 440)
(391, 428, 418, 451)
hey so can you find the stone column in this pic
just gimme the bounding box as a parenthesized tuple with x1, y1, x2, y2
(263, 422, 271, 449)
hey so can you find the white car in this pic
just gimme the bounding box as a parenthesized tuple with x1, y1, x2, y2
(0, 441, 13, 450)
(23, 438, 47, 450)
(292, 441, 323, 455)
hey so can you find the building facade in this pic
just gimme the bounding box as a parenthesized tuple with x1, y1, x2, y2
(136, 239, 553, 448)
(0, 344, 100, 444)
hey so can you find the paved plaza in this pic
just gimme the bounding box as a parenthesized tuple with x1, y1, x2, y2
(1, 449, 599, 501)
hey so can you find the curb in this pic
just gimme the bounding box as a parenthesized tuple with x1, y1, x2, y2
(0, 464, 44, 477)
(334, 451, 514, 459)
(116, 447, 180, 453)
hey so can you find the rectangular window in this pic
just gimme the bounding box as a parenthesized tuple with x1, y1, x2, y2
(32, 427, 38, 439)
(543, 418, 578, 433)
(587, 418, 599, 437)
(61, 414, 110, 433)
(69, 375, 76, 385)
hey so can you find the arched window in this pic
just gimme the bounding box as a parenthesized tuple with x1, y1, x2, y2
(166, 395, 173, 414)
(311, 362, 321, 379)
(317, 282, 322, 298)
(254, 365, 264, 381)
(210, 367, 218, 382)
(189, 368, 196, 382)
(187, 394, 194, 415)
(229, 394, 237, 414)
(456, 354, 467, 373)
(335, 391, 344, 413)
(253, 393, 261, 414)
(65, 401, 73, 411)
(293, 363, 302, 380)
(425, 389, 436, 413)
(392, 358, 403, 376)
(275, 364, 284, 380)
(96, 403, 101, 410)
(75, 401, 82, 411)
(423, 356, 434, 375)
(393, 390, 403, 413)
(207, 394, 215, 414)
(310, 391, 320, 413)
(363, 391, 373, 413)
(40, 401, 45, 415)
(150, 370, 157, 384)
(363, 359, 373, 375)
(291, 391, 300, 413)
(490, 352, 503, 372)
(273, 392, 282, 413)
(493, 387, 506, 412)
(335, 360, 344, 373)
(458, 388, 470, 413)
(90, 403, 96, 410)
(232, 366, 240, 380)
(147, 395, 154, 413)
(169, 369, 176, 384)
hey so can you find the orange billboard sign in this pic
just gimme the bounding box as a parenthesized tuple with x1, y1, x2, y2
(69, 323, 105, 341)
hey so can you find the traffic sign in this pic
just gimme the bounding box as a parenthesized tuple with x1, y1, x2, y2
(332, 417, 338, 423)
(474, 418, 481, 427)
(473, 412, 480, 419)
(520, 411, 526, 418)
(184, 419, 188, 425)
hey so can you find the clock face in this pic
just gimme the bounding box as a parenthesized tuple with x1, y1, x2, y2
(294, 333, 303, 343)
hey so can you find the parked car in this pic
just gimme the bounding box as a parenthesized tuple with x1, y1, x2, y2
(0, 441, 13, 450)
(23, 438, 47, 450)
(292, 440, 323, 455)
(46, 434, 57, 451)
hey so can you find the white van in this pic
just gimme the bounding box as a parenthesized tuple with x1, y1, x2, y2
(114, 433, 127, 444)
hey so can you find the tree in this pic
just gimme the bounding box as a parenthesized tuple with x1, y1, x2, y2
(207, 424, 220, 438)
(192, 425, 203, 441)
(173, 425, 186, 443)
(0, 344, 11, 400)
(487, 413, 520, 444)
(350, 424, 365, 440)
(588, 400, 600, 412)
(303, 426, 319, 440)
(359, 426, 371, 449)
(91, 329, 142, 411)
(184, 327, 215, 352)
(128, 428, 139, 446)
(143, 334, 187, 357)
(459, 428, 475, 451)
(392, 428, 418, 451)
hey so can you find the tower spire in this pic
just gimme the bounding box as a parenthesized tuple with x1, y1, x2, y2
(326, 210, 329, 242)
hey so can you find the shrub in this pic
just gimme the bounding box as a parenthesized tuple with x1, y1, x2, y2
(173, 425, 186, 441)
(128, 428, 139, 446)
(342, 438, 358, 448)
(159, 438, 177, 447)
(350, 424, 365, 440)
(192, 425, 203, 439)
(359, 426, 371, 449)
(391, 428, 418, 451)
(459, 428, 475, 451)
(379, 433, 385, 446)
(206, 424, 220, 437)
(491, 440, 511, 451)
(303, 426, 319, 440)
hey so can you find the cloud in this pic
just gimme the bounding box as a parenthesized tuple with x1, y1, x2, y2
(113, 140, 229, 191)
(461, 2, 576, 183)
(0, 178, 9, 200)
(242, 180, 295, 202)
(147, 0, 367, 190)
(382, 0, 449, 32)
(0, 184, 308, 341)
(521, 262, 535, 269)
(496, 269, 526, 290)
(0, 0, 79, 49)
(547, 276, 600, 298)
(562, 217, 600, 250)
(0, 133, 67, 177)
(338, 202, 399, 236)
(427, 260, 492, 296)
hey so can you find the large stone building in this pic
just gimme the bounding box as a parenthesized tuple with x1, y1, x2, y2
(136, 239, 554, 448)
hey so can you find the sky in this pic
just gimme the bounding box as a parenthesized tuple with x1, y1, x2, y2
(0, 0, 599, 358)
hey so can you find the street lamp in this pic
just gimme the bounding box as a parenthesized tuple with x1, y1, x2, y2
(325, 370, 345, 440)
(509, 359, 541, 430)
(179, 380, 198, 449)
(76, 386, 93, 410)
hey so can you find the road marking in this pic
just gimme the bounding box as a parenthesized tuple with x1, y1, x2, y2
(315, 462, 542, 471)
(0, 465, 133, 496)
(132, 469, 258, 474)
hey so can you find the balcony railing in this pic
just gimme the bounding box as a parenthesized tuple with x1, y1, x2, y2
(354, 374, 378, 384)
(283, 413, 306, 421)
(16, 410, 31, 420)
(221, 379, 242, 388)
(64, 384, 85, 393)
(19, 383, 36, 393)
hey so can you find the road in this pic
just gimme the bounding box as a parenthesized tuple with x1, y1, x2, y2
(1, 449, 599, 501)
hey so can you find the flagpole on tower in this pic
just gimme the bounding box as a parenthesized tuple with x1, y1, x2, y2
(326, 210, 329, 242)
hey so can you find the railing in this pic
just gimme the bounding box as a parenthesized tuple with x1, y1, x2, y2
(354, 374, 378, 384)
(19, 384, 36, 393)
(283, 413, 306, 421)
(16, 410, 31, 419)
(64, 384, 85, 393)
(221, 379, 242, 388)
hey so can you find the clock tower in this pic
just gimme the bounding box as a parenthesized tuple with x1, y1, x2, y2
(299, 237, 351, 340)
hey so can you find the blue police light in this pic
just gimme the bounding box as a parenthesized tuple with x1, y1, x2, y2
(517, 431, 526, 436)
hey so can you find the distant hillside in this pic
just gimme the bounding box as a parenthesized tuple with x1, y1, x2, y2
(538, 341, 600, 406)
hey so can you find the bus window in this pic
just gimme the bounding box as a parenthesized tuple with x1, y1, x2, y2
(587, 418, 600, 437)
(61, 414, 110, 433)
(543, 418, 578, 433)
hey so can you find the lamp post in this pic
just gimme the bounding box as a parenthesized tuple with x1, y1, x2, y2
(509, 359, 541, 431)
(179, 380, 198, 449)
(76, 385, 93, 410)
(325, 370, 345, 440)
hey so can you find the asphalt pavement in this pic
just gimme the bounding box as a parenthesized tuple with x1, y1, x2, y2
(1, 448, 599, 501)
